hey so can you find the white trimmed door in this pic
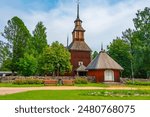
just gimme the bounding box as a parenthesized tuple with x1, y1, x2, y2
(104, 70, 114, 81)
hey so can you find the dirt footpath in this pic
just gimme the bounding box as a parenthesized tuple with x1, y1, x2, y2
(0, 86, 137, 95)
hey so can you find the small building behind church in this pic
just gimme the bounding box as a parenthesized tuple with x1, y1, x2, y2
(86, 50, 124, 82)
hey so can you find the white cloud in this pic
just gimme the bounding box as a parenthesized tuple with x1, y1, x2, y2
(0, 0, 150, 51)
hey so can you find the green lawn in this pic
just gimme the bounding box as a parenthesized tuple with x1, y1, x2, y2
(0, 90, 150, 100)
(1, 82, 150, 89)
(126, 85, 150, 89)
(0, 83, 44, 87)
(0, 83, 108, 87)
(75, 83, 108, 87)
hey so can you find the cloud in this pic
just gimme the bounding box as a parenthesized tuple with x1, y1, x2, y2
(0, 0, 150, 51)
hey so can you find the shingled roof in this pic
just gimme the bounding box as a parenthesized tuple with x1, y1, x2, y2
(68, 41, 92, 51)
(76, 64, 88, 72)
(86, 51, 124, 70)
(73, 25, 85, 32)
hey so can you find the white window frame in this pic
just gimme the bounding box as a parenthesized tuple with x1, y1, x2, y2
(78, 61, 83, 66)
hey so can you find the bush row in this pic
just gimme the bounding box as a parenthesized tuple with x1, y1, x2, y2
(74, 77, 88, 84)
(13, 78, 43, 85)
(12, 77, 89, 85)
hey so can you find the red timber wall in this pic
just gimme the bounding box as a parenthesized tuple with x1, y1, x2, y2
(88, 69, 120, 82)
(70, 50, 91, 76)
(113, 70, 120, 82)
(88, 70, 105, 82)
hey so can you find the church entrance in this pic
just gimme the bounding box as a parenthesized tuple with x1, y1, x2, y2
(78, 71, 87, 76)
(76, 64, 88, 76)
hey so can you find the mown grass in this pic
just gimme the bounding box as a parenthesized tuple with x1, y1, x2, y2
(126, 80, 150, 86)
(0, 90, 150, 100)
(75, 83, 108, 87)
(127, 85, 150, 89)
(0, 83, 44, 87)
(0, 83, 108, 87)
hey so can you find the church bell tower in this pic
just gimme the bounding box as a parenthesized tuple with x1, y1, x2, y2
(68, 0, 92, 76)
(72, 1, 85, 42)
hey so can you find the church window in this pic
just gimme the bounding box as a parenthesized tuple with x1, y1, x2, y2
(78, 61, 83, 66)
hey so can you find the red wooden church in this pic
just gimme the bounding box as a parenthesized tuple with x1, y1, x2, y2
(67, 1, 123, 82)
(68, 2, 91, 76)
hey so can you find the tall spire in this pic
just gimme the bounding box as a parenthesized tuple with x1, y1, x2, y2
(101, 42, 103, 51)
(77, 0, 80, 19)
(72, 0, 85, 42)
(67, 35, 69, 48)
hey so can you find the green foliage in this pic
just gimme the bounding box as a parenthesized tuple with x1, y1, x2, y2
(38, 47, 55, 75)
(0, 41, 12, 70)
(124, 7, 150, 78)
(132, 7, 150, 77)
(39, 41, 72, 75)
(1, 16, 31, 72)
(74, 77, 88, 84)
(1, 18, 48, 75)
(107, 38, 131, 77)
(92, 51, 98, 59)
(18, 53, 38, 76)
(13, 78, 43, 85)
(0, 58, 12, 71)
(126, 80, 150, 86)
(108, 7, 150, 78)
(31, 21, 48, 55)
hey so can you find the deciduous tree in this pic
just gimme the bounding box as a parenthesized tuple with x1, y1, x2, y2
(39, 41, 72, 76)
(18, 53, 37, 76)
(107, 38, 131, 77)
(1, 16, 31, 72)
(31, 21, 47, 56)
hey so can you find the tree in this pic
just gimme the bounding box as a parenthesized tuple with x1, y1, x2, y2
(18, 53, 37, 76)
(0, 58, 12, 71)
(39, 41, 72, 76)
(122, 29, 137, 78)
(121, 7, 150, 78)
(132, 7, 150, 77)
(107, 38, 132, 77)
(92, 51, 98, 59)
(31, 21, 47, 56)
(28, 21, 48, 75)
(108, 7, 150, 78)
(1, 16, 31, 72)
(38, 47, 54, 75)
(0, 40, 12, 70)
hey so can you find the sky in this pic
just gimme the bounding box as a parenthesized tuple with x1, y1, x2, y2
(0, 0, 150, 51)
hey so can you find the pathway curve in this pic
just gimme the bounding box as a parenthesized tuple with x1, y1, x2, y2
(0, 86, 137, 95)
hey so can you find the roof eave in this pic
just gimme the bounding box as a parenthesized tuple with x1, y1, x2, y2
(86, 68, 124, 70)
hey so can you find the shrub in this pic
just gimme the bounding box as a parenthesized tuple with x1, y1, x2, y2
(13, 79, 26, 85)
(126, 80, 150, 86)
(74, 77, 88, 84)
(13, 78, 43, 85)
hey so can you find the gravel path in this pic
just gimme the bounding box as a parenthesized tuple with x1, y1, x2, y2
(0, 86, 137, 95)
